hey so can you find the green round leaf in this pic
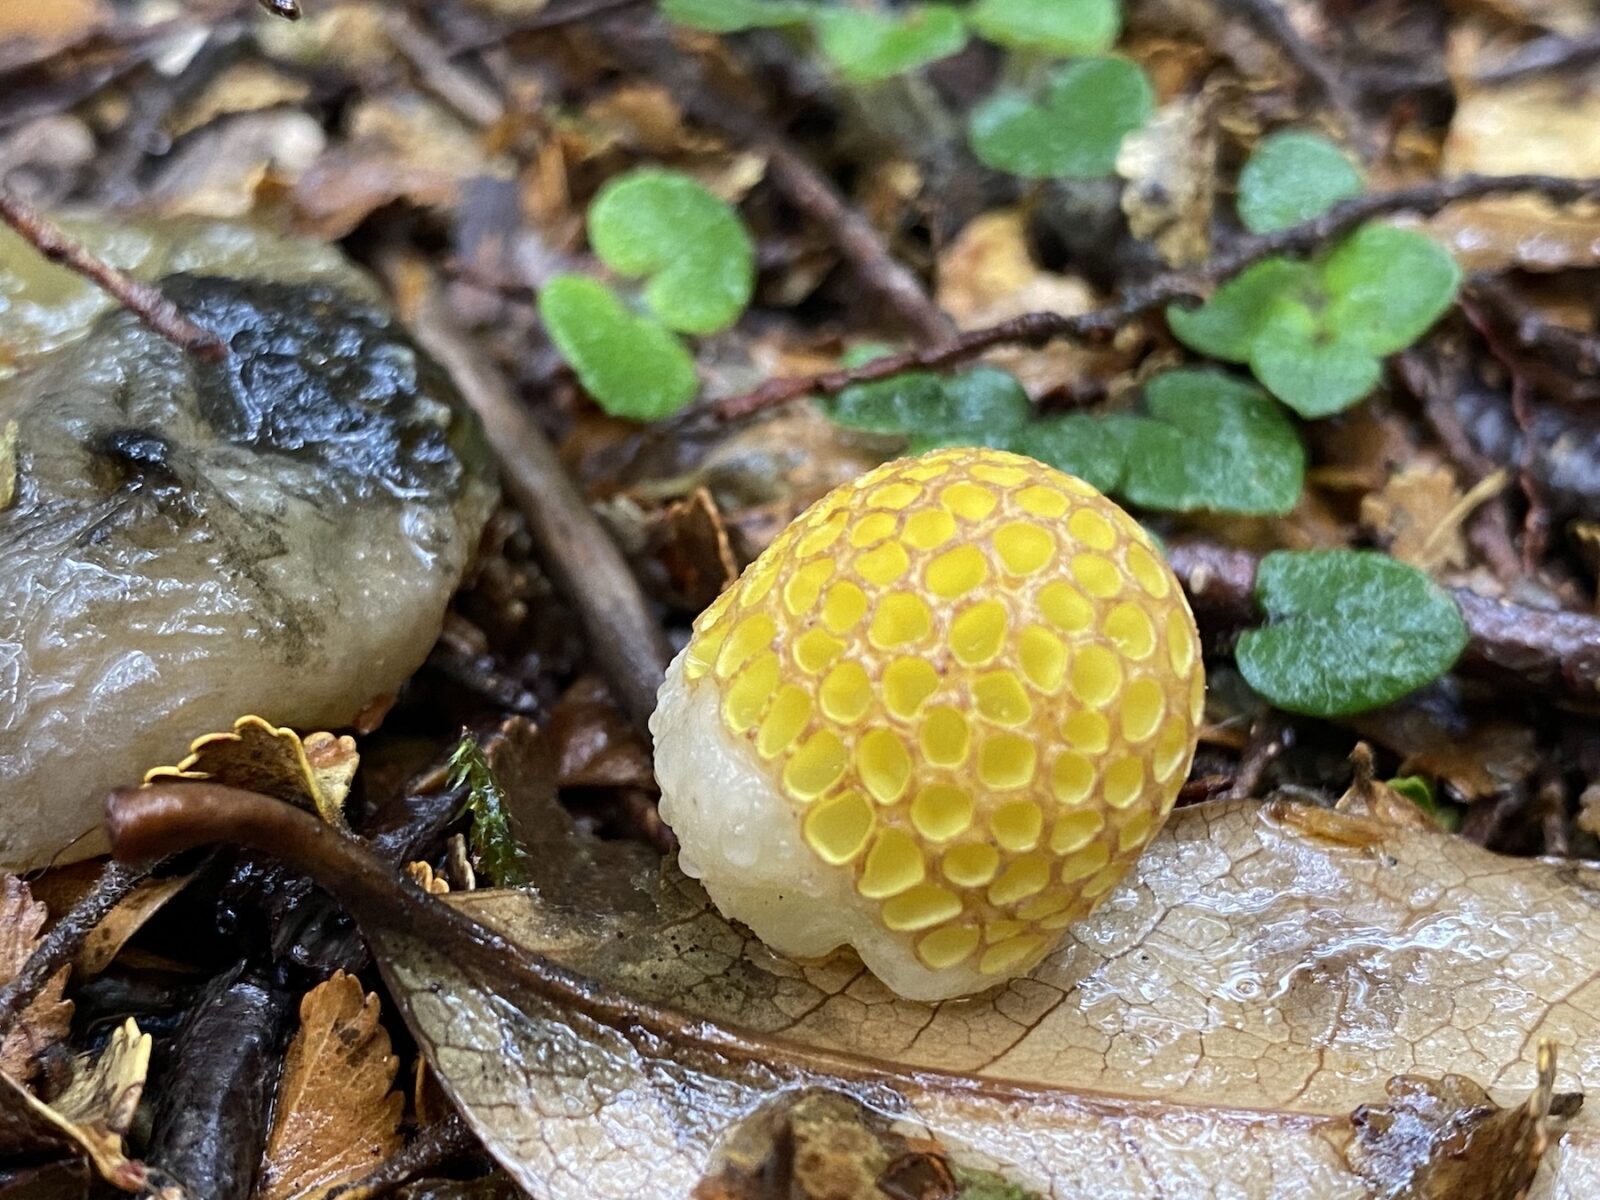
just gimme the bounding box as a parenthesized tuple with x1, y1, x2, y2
(968, 56, 1153, 179)
(1236, 549, 1468, 717)
(1248, 321, 1380, 418)
(538, 276, 697, 421)
(968, 0, 1120, 55)
(819, 365, 1031, 437)
(588, 168, 754, 335)
(1007, 412, 1124, 494)
(1320, 224, 1461, 356)
(811, 5, 969, 83)
(658, 0, 813, 31)
(1237, 131, 1363, 234)
(1165, 258, 1321, 363)
(1109, 369, 1304, 514)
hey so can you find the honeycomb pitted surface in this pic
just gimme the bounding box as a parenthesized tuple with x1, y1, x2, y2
(674, 447, 1203, 986)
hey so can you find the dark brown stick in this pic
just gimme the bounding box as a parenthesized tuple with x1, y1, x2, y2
(712, 173, 1600, 421)
(1166, 541, 1600, 703)
(0, 189, 227, 360)
(1233, 0, 1373, 158)
(0, 860, 149, 1037)
(326, 1116, 480, 1198)
(390, 260, 672, 736)
(605, 26, 954, 344)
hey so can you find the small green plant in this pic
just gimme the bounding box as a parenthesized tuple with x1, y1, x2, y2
(1236, 131, 1362, 234)
(446, 734, 534, 888)
(817, 363, 1304, 516)
(540, 168, 755, 420)
(812, 5, 970, 83)
(968, 56, 1153, 179)
(659, 0, 1153, 176)
(968, 0, 1120, 56)
(1235, 549, 1469, 718)
(1170, 131, 1460, 418)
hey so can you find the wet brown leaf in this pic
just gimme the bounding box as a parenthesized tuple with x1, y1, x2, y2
(145, 715, 358, 830)
(339, 787, 1600, 1197)
(0, 875, 71, 1085)
(546, 677, 655, 790)
(258, 971, 404, 1200)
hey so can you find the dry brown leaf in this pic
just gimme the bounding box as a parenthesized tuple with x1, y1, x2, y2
(1359, 462, 1472, 571)
(1117, 95, 1216, 268)
(0, 875, 72, 1085)
(1434, 66, 1600, 271)
(144, 715, 357, 830)
(933, 211, 1123, 399)
(0, 1018, 162, 1194)
(0, 419, 16, 511)
(168, 61, 313, 139)
(259, 971, 404, 1200)
(293, 733, 1600, 1196)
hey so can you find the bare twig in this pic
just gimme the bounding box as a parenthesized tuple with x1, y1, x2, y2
(326, 1116, 480, 1199)
(0, 860, 149, 1037)
(712, 173, 1600, 421)
(1475, 28, 1600, 87)
(605, 25, 954, 344)
(1233, 0, 1374, 158)
(0, 189, 227, 360)
(1166, 541, 1600, 703)
(388, 259, 672, 735)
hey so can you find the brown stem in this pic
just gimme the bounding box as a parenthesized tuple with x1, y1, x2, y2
(711, 173, 1600, 421)
(0, 190, 227, 361)
(326, 1116, 480, 1199)
(1165, 541, 1600, 703)
(605, 24, 954, 344)
(389, 260, 672, 736)
(0, 860, 149, 1037)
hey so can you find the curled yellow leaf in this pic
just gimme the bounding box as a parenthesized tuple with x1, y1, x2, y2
(143, 715, 357, 830)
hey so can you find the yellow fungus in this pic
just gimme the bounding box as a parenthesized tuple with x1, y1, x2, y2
(941, 841, 1000, 887)
(819, 661, 873, 723)
(883, 656, 939, 719)
(804, 791, 875, 864)
(654, 447, 1203, 1002)
(858, 827, 926, 898)
(868, 592, 932, 649)
(974, 670, 1032, 726)
(857, 728, 912, 804)
(911, 783, 974, 841)
(926, 543, 990, 598)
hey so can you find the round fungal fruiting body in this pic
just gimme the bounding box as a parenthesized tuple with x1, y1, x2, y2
(651, 447, 1203, 1000)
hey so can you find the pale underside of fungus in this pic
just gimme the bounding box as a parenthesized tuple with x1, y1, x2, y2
(0, 220, 496, 870)
(653, 448, 1203, 1000)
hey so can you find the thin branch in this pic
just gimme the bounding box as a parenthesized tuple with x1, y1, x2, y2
(0, 861, 149, 1037)
(326, 1116, 480, 1198)
(1233, 0, 1374, 158)
(712, 173, 1600, 421)
(605, 24, 954, 344)
(0, 189, 227, 360)
(1166, 541, 1600, 703)
(386, 258, 672, 736)
(1475, 28, 1600, 87)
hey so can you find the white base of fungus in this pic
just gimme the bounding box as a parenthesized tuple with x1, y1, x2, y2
(652, 650, 996, 1002)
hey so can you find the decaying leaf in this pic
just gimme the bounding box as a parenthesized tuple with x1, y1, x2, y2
(0, 419, 16, 511)
(696, 1090, 1036, 1200)
(145, 715, 358, 830)
(258, 971, 404, 1200)
(0, 874, 72, 1085)
(1116, 95, 1216, 268)
(1359, 462, 1474, 571)
(0, 1018, 166, 1195)
(229, 765, 1600, 1197)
